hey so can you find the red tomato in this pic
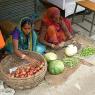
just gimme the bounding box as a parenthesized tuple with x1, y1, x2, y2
(33, 69, 37, 74)
(36, 67, 40, 71)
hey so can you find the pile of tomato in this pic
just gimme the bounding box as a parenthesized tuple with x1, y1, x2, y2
(9, 62, 44, 78)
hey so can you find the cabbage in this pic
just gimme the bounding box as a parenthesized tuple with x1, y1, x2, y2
(48, 60, 64, 75)
(44, 52, 57, 62)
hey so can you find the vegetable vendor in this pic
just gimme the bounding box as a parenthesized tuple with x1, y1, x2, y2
(0, 18, 46, 62)
(39, 7, 73, 49)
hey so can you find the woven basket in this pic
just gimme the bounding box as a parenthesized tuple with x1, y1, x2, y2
(0, 51, 47, 90)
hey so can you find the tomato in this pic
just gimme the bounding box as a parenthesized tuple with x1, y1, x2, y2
(16, 73, 19, 77)
(22, 71, 26, 75)
(36, 67, 40, 71)
(27, 74, 32, 78)
(16, 68, 21, 74)
(33, 69, 37, 74)
(10, 72, 15, 78)
(29, 71, 33, 75)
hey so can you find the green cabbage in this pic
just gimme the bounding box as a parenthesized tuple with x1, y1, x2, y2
(48, 60, 64, 75)
(44, 52, 57, 62)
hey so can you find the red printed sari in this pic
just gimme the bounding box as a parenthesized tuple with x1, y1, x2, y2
(43, 15, 73, 45)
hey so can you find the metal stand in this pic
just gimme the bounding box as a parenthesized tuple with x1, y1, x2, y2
(72, 3, 95, 36)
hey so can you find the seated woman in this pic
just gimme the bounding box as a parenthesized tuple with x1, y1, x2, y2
(39, 7, 73, 49)
(0, 18, 46, 62)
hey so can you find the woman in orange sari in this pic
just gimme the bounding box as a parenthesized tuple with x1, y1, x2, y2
(39, 7, 73, 49)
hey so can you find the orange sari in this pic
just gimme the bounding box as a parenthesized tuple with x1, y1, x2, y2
(42, 14, 73, 45)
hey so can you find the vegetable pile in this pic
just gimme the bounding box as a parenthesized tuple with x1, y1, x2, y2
(63, 57, 79, 68)
(8, 62, 44, 78)
(80, 47, 95, 57)
(44, 52, 64, 75)
(48, 60, 64, 75)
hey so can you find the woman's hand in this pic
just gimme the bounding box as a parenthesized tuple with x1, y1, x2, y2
(59, 16, 63, 25)
(51, 42, 65, 49)
(59, 42, 65, 48)
(22, 55, 39, 64)
(51, 44, 60, 49)
(51, 44, 56, 48)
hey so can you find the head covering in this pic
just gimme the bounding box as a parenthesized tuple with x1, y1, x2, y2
(47, 7, 60, 18)
(20, 17, 32, 28)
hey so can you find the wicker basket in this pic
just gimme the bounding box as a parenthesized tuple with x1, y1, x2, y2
(0, 51, 47, 90)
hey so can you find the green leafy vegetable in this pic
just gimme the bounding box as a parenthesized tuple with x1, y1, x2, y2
(80, 47, 95, 57)
(63, 57, 79, 68)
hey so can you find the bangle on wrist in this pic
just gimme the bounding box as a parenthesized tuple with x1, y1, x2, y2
(51, 44, 54, 48)
(21, 54, 26, 59)
(51, 44, 53, 48)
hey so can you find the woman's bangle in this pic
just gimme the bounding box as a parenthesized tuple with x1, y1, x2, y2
(21, 54, 26, 59)
(51, 44, 55, 48)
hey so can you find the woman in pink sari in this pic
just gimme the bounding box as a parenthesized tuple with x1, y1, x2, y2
(39, 7, 73, 49)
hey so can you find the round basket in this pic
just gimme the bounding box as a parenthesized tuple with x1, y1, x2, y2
(0, 51, 47, 90)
